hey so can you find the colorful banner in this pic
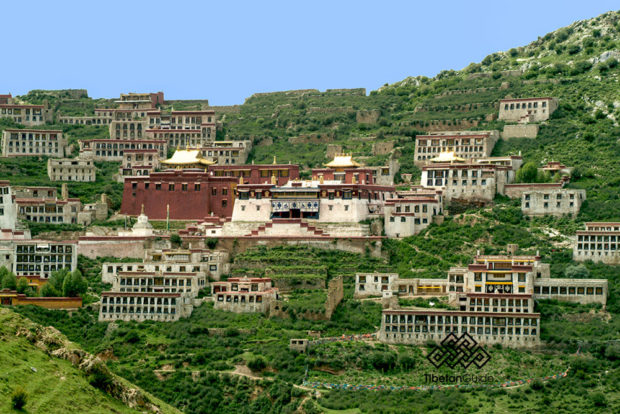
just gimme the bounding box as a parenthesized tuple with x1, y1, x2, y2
(303, 369, 569, 392)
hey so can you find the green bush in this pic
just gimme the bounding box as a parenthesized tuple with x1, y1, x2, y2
(248, 356, 267, 371)
(11, 386, 27, 410)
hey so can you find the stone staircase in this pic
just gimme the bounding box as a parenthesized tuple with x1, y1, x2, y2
(244, 218, 331, 237)
(517, 113, 533, 124)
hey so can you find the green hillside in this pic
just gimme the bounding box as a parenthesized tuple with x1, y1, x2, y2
(0, 307, 181, 414)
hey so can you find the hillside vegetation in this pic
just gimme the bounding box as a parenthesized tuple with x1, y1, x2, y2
(0, 307, 180, 414)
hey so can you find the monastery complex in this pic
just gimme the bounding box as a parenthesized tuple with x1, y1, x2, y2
(0, 89, 615, 351)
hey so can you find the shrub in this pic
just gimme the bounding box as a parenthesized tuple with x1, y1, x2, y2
(170, 234, 182, 246)
(564, 264, 589, 278)
(88, 364, 114, 391)
(11, 386, 27, 410)
(125, 330, 141, 344)
(590, 392, 607, 407)
(248, 356, 267, 371)
(16, 277, 30, 294)
(530, 380, 544, 390)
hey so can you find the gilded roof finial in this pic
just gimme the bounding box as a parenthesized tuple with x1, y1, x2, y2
(271, 173, 277, 185)
(141, 203, 145, 215)
(273, 155, 277, 165)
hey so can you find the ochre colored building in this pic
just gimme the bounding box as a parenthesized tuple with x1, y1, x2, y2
(0, 289, 82, 310)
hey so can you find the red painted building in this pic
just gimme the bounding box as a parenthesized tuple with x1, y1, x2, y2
(120, 164, 300, 220)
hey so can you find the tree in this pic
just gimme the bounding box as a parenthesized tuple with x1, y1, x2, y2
(515, 162, 538, 183)
(48, 269, 69, 294)
(40, 283, 58, 297)
(63, 269, 87, 297)
(170, 234, 182, 247)
(1, 270, 17, 290)
(0, 266, 9, 284)
(565, 264, 590, 279)
(16, 277, 30, 294)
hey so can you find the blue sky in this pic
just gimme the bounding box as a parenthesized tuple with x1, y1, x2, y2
(1, 1, 618, 105)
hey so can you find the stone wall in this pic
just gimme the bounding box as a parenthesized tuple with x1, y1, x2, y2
(325, 276, 344, 319)
(189, 236, 384, 259)
(270, 276, 325, 292)
(288, 132, 334, 144)
(326, 144, 343, 159)
(356, 109, 381, 124)
(77, 237, 170, 259)
(404, 118, 482, 131)
(504, 183, 563, 199)
(502, 124, 539, 139)
(372, 141, 394, 155)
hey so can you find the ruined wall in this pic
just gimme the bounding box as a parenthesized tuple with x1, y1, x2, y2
(326, 144, 343, 159)
(502, 124, 539, 139)
(356, 109, 381, 124)
(288, 132, 334, 144)
(372, 141, 394, 155)
(324, 276, 344, 319)
(77, 238, 170, 259)
(404, 118, 482, 132)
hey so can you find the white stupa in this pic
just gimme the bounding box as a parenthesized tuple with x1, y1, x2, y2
(131, 204, 154, 236)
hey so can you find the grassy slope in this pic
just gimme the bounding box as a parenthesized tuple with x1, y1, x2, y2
(0, 307, 181, 414)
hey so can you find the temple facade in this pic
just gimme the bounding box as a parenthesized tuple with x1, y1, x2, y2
(231, 155, 395, 224)
(120, 163, 300, 220)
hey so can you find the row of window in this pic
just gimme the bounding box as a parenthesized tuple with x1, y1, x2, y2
(395, 204, 429, 213)
(102, 296, 177, 305)
(15, 255, 73, 263)
(119, 277, 195, 286)
(469, 298, 529, 307)
(417, 145, 485, 153)
(385, 314, 538, 326)
(16, 245, 72, 253)
(106, 263, 218, 273)
(100, 306, 177, 315)
(503, 101, 546, 110)
(60, 118, 110, 125)
(8, 133, 57, 140)
(131, 181, 230, 196)
(533, 285, 604, 295)
(389, 216, 429, 224)
(577, 243, 618, 251)
(578, 235, 619, 242)
(524, 201, 577, 210)
(15, 264, 71, 274)
(6, 148, 61, 155)
(384, 325, 537, 336)
(1, 108, 42, 115)
(216, 294, 264, 303)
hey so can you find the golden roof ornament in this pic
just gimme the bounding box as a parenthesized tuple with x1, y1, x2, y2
(273, 155, 277, 165)
(271, 173, 277, 185)
(141, 204, 145, 215)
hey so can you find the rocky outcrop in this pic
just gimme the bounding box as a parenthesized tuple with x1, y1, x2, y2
(13, 314, 170, 413)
